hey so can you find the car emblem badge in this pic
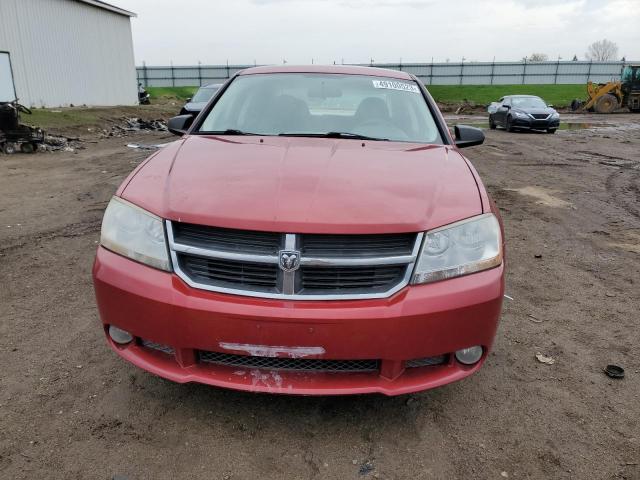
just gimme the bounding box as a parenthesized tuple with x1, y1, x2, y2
(279, 250, 301, 272)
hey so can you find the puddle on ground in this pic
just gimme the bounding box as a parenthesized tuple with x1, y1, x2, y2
(507, 186, 571, 208)
(561, 123, 599, 130)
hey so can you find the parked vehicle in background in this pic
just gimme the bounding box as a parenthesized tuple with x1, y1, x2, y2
(0, 101, 45, 154)
(571, 64, 640, 113)
(93, 65, 504, 396)
(488, 95, 559, 133)
(179, 83, 222, 116)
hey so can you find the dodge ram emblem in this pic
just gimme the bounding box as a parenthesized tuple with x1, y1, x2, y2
(279, 250, 301, 272)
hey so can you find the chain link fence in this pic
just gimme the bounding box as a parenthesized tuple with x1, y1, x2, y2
(136, 60, 632, 87)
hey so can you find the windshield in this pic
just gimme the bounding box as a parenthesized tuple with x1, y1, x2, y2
(197, 73, 442, 143)
(192, 86, 219, 103)
(511, 96, 547, 109)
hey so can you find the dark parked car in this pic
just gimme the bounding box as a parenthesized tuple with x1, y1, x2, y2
(488, 95, 560, 133)
(179, 83, 222, 116)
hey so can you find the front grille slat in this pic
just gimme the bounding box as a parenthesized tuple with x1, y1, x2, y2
(173, 223, 281, 255)
(300, 265, 406, 292)
(169, 221, 420, 299)
(199, 350, 379, 372)
(301, 272, 400, 280)
(187, 268, 277, 281)
(186, 260, 277, 277)
(301, 233, 416, 257)
(179, 255, 279, 290)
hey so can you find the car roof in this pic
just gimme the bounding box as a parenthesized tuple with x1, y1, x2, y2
(200, 83, 222, 89)
(238, 64, 413, 80)
(506, 95, 542, 98)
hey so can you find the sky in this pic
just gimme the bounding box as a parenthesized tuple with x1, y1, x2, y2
(120, 0, 640, 66)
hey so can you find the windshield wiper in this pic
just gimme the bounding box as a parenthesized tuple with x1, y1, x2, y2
(279, 132, 388, 141)
(198, 129, 260, 136)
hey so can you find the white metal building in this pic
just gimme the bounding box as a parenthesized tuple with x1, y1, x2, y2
(0, 0, 137, 107)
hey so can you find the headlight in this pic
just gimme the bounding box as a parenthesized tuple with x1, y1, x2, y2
(100, 196, 171, 271)
(551, 112, 560, 119)
(411, 214, 502, 284)
(513, 111, 528, 118)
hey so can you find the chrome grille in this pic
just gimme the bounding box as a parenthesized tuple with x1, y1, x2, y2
(167, 221, 422, 300)
(199, 350, 379, 372)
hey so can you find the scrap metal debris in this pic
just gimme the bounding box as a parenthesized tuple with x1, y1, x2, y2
(126, 142, 172, 150)
(43, 134, 84, 152)
(1, 133, 84, 154)
(103, 117, 167, 138)
(604, 364, 625, 379)
(535, 353, 555, 365)
(454, 100, 477, 114)
(358, 461, 375, 476)
(528, 314, 543, 323)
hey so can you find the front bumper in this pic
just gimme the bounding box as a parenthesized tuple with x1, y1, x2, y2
(511, 115, 560, 130)
(93, 247, 504, 396)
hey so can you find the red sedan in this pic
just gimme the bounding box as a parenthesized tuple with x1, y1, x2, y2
(93, 65, 504, 395)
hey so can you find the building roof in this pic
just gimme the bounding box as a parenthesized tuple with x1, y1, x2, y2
(77, 0, 136, 17)
(239, 65, 413, 80)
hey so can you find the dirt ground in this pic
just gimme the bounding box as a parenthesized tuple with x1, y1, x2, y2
(1, 110, 639, 480)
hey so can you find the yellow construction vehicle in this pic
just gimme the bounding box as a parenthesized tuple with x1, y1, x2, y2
(571, 64, 640, 113)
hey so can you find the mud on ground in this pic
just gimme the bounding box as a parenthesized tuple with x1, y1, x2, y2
(0, 111, 639, 480)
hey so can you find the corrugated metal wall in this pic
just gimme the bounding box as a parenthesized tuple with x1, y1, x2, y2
(137, 61, 632, 87)
(0, 0, 137, 107)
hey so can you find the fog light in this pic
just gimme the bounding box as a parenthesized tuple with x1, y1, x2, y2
(108, 325, 133, 345)
(455, 346, 483, 365)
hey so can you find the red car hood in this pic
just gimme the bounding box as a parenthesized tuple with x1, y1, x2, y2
(120, 135, 482, 234)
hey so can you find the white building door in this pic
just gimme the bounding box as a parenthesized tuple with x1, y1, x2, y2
(0, 51, 17, 102)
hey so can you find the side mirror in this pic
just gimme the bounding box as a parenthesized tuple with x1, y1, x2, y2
(167, 114, 194, 136)
(454, 125, 485, 148)
(547, 104, 554, 108)
(186, 97, 192, 102)
(503, 104, 511, 109)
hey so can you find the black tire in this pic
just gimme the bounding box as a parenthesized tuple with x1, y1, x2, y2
(20, 142, 35, 154)
(547, 128, 557, 134)
(489, 115, 497, 129)
(570, 99, 583, 111)
(505, 115, 514, 132)
(2, 143, 16, 155)
(594, 94, 618, 114)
